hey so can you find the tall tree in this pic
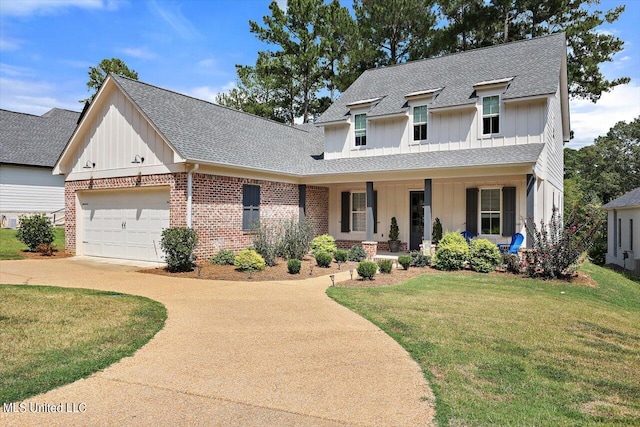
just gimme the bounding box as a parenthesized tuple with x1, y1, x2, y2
(82, 58, 138, 103)
(428, 0, 496, 55)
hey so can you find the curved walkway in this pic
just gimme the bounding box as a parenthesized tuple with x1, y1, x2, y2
(0, 258, 434, 426)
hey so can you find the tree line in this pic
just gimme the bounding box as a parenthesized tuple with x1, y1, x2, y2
(215, 0, 628, 124)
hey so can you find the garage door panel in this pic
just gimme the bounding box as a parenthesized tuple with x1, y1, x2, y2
(80, 188, 169, 262)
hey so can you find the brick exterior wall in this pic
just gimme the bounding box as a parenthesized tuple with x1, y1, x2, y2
(65, 172, 330, 261)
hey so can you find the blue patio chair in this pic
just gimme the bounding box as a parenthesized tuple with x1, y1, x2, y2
(498, 233, 524, 254)
(461, 230, 475, 244)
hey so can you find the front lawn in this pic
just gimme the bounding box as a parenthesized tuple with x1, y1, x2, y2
(0, 285, 166, 404)
(327, 263, 640, 426)
(0, 227, 65, 260)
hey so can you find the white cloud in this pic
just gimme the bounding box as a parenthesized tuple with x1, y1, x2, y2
(187, 81, 236, 103)
(197, 58, 215, 68)
(147, 0, 200, 40)
(0, 0, 123, 16)
(275, 0, 288, 11)
(0, 36, 23, 51)
(0, 76, 82, 114)
(0, 63, 34, 77)
(120, 47, 157, 60)
(567, 83, 640, 149)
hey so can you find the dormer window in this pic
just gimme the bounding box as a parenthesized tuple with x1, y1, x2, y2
(482, 96, 500, 135)
(354, 114, 366, 146)
(413, 106, 428, 141)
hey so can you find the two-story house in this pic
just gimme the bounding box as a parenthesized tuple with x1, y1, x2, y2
(54, 33, 568, 263)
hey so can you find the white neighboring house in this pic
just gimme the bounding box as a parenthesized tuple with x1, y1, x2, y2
(602, 187, 640, 276)
(0, 108, 80, 227)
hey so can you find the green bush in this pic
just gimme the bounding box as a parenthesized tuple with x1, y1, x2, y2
(410, 251, 431, 267)
(432, 232, 469, 271)
(16, 213, 54, 251)
(252, 222, 279, 267)
(432, 217, 443, 245)
(389, 217, 399, 241)
(234, 249, 266, 272)
(334, 249, 348, 263)
(377, 259, 393, 274)
(398, 255, 412, 270)
(310, 234, 337, 255)
(348, 245, 366, 262)
(287, 258, 302, 274)
(588, 221, 607, 266)
(503, 253, 522, 274)
(280, 218, 315, 260)
(357, 261, 377, 280)
(469, 238, 502, 273)
(160, 227, 198, 272)
(210, 249, 235, 265)
(315, 250, 333, 268)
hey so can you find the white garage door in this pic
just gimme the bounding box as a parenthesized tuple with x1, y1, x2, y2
(81, 188, 170, 262)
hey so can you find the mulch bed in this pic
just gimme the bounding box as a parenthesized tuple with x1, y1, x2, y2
(19, 250, 72, 260)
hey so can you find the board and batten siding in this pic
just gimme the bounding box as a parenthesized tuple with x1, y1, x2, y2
(69, 85, 175, 174)
(0, 164, 65, 215)
(327, 175, 527, 246)
(322, 98, 547, 160)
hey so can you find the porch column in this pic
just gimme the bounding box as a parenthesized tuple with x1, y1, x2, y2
(366, 181, 374, 242)
(526, 174, 535, 248)
(424, 179, 432, 244)
(298, 184, 306, 221)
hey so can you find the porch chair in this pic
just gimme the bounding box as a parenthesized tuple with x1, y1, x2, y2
(461, 230, 475, 244)
(498, 233, 524, 255)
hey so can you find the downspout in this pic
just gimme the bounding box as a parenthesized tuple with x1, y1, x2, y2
(187, 163, 199, 228)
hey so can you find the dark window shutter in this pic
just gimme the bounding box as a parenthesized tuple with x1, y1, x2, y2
(502, 187, 516, 236)
(466, 188, 478, 235)
(341, 191, 350, 232)
(373, 191, 378, 234)
(243, 184, 260, 231)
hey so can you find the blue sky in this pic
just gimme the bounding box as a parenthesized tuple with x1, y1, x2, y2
(0, 0, 638, 149)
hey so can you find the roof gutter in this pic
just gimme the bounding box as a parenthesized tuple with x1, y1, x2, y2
(187, 163, 199, 228)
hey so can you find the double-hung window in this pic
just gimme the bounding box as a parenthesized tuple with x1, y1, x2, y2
(482, 96, 500, 135)
(354, 114, 367, 146)
(413, 106, 428, 141)
(351, 193, 366, 232)
(480, 188, 501, 235)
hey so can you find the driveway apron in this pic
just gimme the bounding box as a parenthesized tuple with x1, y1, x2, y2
(0, 258, 434, 426)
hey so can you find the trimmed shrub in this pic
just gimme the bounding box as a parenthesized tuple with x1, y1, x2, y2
(160, 227, 198, 272)
(398, 255, 412, 270)
(210, 249, 235, 265)
(432, 217, 443, 245)
(348, 245, 366, 262)
(503, 253, 522, 274)
(377, 259, 393, 274)
(234, 249, 266, 272)
(389, 217, 399, 241)
(16, 213, 54, 251)
(357, 261, 378, 280)
(432, 232, 469, 271)
(311, 234, 337, 255)
(334, 249, 348, 263)
(280, 218, 315, 260)
(287, 258, 302, 274)
(469, 238, 502, 273)
(315, 250, 333, 268)
(410, 251, 431, 267)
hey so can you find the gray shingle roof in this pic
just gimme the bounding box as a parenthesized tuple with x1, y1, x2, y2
(110, 73, 544, 177)
(602, 187, 640, 209)
(316, 33, 565, 124)
(1, 108, 80, 168)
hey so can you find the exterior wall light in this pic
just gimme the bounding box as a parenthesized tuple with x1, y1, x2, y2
(132, 155, 145, 164)
(83, 160, 95, 169)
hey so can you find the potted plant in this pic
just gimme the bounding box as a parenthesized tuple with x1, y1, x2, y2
(388, 217, 400, 252)
(432, 217, 443, 246)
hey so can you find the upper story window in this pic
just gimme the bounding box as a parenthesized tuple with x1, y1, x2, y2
(413, 106, 428, 141)
(354, 114, 367, 146)
(480, 188, 501, 235)
(482, 96, 500, 135)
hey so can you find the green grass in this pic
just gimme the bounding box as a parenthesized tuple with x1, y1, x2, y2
(327, 263, 640, 426)
(0, 285, 167, 404)
(0, 228, 65, 260)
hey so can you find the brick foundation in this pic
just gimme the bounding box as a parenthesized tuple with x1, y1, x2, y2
(336, 240, 408, 252)
(362, 241, 378, 260)
(65, 173, 329, 260)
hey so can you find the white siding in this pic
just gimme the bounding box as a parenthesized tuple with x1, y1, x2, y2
(0, 165, 65, 216)
(69, 85, 174, 174)
(543, 86, 564, 190)
(606, 208, 640, 271)
(322, 97, 547, 160)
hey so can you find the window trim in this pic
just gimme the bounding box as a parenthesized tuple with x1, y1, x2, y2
(351, 192, 366, 233)
(412, 105, 428, 143)
(354, 113, 367, 148)
(478, 187, 502, 236)
(481, 95, 501, 136)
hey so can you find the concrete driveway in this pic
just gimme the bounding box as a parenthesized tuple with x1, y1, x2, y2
(0, 258, 434, 426)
